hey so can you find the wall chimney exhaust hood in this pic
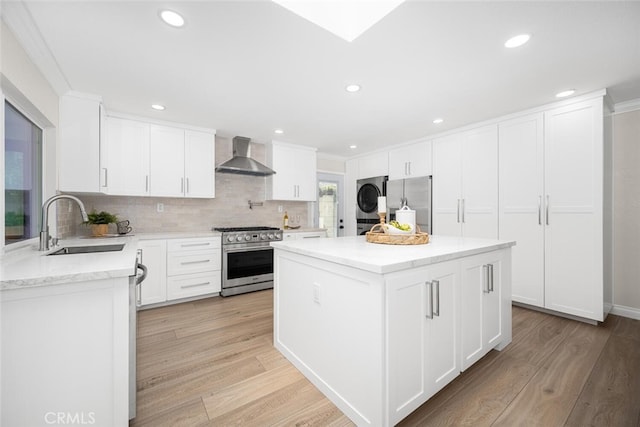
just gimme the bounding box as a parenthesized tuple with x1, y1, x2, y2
(215, 136, 275, 177)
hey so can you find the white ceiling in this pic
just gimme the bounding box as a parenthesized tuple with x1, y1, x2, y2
(4, 1, 640, 157)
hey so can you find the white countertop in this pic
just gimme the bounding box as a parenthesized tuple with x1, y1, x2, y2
(271, 235, 516, 274)
(0, 235, 140, 291)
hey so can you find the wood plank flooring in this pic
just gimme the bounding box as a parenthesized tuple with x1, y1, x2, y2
(131, 290, 640, 426)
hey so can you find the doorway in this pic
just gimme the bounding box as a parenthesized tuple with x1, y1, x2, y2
(316, 172, 344, 237)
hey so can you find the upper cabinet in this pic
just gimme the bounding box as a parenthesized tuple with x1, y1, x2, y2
(58, 92, 104, 193)
(266, 141, 317, 201)
(101, 117, 215, 198)
(388, 140, 432, 180)
(357, 151, 389, 179)
(102, 117, 150, 196)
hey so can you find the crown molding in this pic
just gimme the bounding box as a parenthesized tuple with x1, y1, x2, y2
(1, 1, 70, 95)
(614, 98, 640, 114)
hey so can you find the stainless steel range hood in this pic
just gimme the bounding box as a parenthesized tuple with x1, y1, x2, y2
(215, 136, 275, 177)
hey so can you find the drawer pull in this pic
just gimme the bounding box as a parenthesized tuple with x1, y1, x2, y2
(180, 259, 211, 265)
(181, 243, 211, 248)
(181, 281, 210, 289)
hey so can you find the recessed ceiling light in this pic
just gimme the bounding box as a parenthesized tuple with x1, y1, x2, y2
(160, 10, 185, 28)
(349, 145, 357, 149)
(433, 118, 444, 124)
(346, 84, 361, 93)
(151, 104, 165, 111)
(556, 89, 576, 98)
(274, 129, 284, 134)
(504, 34, 531, 48)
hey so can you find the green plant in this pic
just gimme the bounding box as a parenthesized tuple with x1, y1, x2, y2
(84, 210, 118, 225)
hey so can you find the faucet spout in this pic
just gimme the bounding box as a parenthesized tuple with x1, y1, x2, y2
(39, 194, 89, 251)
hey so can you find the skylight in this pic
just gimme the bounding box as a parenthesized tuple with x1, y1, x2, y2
(272, 0, 405, 42)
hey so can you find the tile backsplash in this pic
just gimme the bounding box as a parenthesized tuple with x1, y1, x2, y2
(56, 138, 309, 237)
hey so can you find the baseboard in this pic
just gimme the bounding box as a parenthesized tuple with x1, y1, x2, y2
(610, 304, 640, 320)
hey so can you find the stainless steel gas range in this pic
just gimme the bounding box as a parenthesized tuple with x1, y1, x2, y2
(213, 226, 283, 296)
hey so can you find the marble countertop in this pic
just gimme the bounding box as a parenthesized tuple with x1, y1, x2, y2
(1, 235, 140, 291)
(282, 228, 327, 233)
(271, 235, 516, 274)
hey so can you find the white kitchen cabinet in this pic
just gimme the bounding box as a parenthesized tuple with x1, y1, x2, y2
(460, 250, 504, 370)
(266, 141, 317, 201)
(498, 113, 545, 307)
(58, 92, 104, 193)
(387, 260, 459, 425)
(1, 278, 129, 426)
(498, 96, 610, 322)
(388, 140, 432, 180)
(432, 125, 498, 239)
(184, 130, 216, 198)
(139, 237, 221, 307)
(149, 125, 186, 197)
(103, 116, 150, 196)
(138, 239, 167, 306)
(357, 151, 389, 179)
(282, 230, 327, 240)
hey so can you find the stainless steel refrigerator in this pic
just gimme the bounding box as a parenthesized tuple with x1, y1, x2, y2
(386, 176, 432, 234)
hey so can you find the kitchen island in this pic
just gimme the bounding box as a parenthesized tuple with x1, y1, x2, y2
(271, 235, 515, 427)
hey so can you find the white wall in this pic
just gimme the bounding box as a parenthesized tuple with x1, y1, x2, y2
(612, 108, 640, 315)
(1, 21, 59, 253)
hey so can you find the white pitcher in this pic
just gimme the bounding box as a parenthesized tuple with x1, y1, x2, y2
(395, 205, 416, 234)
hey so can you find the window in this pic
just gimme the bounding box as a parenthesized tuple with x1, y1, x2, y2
(4, 101, 43, 245)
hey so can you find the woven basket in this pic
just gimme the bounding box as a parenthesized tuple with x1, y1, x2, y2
(365, 223, 430, 245)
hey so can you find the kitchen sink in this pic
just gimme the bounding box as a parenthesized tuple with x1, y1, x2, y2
(47, 244, 125, 256)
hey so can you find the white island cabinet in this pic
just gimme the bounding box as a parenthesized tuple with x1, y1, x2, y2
(272, 235, 514, 426)
(0, 236, 137, 427)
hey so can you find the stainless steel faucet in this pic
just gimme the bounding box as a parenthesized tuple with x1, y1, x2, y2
(39, 194, 89, 251)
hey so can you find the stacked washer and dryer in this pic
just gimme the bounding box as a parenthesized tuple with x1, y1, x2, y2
(356, 176, 387, 235)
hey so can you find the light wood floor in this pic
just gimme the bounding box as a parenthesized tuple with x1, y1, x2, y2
(131, 290, 640, 427)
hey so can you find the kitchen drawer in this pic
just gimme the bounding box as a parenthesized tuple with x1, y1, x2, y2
(167, 237, 220, 252)
(167, 271, 221, 300)
(167, 249, 221, 276)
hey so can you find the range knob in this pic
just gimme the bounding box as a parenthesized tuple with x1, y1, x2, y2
(236, 236, 243, 242)
(268, 233, 274, 240)
(260, 233, 267, 240)
(245, 235, 252, 241)
(227, 236, 235, 243)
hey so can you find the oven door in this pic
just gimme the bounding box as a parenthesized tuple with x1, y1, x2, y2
(222, 244, 274, 289)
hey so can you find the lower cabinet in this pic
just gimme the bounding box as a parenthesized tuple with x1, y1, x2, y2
(138, 236, 221, 307)
(387, 260, 459, 424)
(460, 250, 505, 370)
(282, 230, 328, 241)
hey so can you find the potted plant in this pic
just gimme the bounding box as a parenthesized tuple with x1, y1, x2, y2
(84, 210, 118, 237)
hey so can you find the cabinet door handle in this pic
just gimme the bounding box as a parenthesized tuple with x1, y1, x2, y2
(145, 175, 149, 192)
(546, 195, 550, 225)
(433, 279, 440, 317)
(457, 199, 461, 223)
(181, 281, 211, 289)
(101, 168, 108, 187)
(483, 264, 490, 293)
(461, 199, 466, 223)
(489, 264, 494, 293)
(538, 196, 542, 225)
(181, 178, 184, 194)
(408, 161, 411, 176)
(180, 259, 211, 265)
(181, 242, 211, 248)
(186, 178, 190, 194)
(425, 281, 434, 319)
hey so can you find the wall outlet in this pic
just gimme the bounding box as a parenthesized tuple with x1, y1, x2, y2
(278, 205, 283, 213)
(157, 203, 164, 213)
